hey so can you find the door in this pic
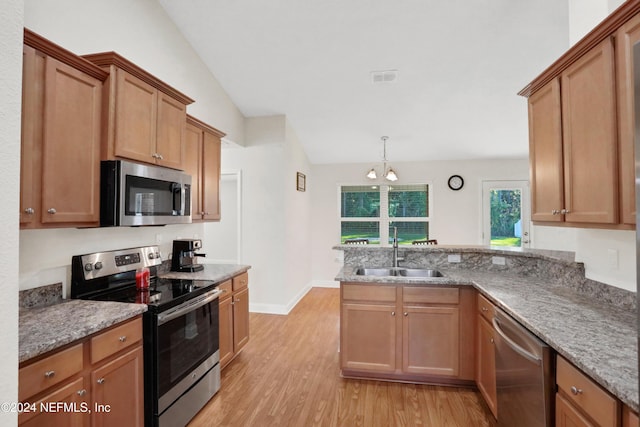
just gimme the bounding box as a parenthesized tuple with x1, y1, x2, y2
(19, 377, 88, 427)
(233, 287, 250, 352)
(482, 181, 530, 247)
(218, 294, 234, 368)
(156, 92, 186, 170)
(476, 316, 498, 418)
(202, 131, 221, 220)
(184, 122, 203, 220)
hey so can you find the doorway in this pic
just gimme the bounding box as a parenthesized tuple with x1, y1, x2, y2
(203, 170, 243, 263)
(482, 181, 530, 248)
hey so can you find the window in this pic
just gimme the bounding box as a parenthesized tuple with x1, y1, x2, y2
(340, 184, 431, 245)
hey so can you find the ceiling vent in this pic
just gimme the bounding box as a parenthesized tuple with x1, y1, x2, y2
(371, 69, 399, 84)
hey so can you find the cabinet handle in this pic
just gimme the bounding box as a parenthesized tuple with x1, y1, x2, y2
(481, 307, 488, 312)
(24, 208, 34, 215)
(490, 338, 494, 344)
(391, 311, 395, 316)
(77, 389, 87, 397)
(47, 208, 56, 214)
(561, 209, 570, 214)
(403, 312, 408, 316)
(118, 336, 127, 342)
(44, 370, 55, 379)
(157, 153, 164, 160)
(570, 386, 583, 395)
(97, 378, 105, 385)
(235, 298, 240, 302)
(152, 153, 159, 159)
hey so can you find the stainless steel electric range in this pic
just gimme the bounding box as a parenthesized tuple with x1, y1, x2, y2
(71, 245, 222, 427)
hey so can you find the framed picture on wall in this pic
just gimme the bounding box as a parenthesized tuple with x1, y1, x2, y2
(296, 172, 306, 192)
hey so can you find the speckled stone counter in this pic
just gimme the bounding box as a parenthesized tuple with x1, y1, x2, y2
(19, 300, 147, 363)
(335, 247, 638, 412)
(159, 264, 250, 283)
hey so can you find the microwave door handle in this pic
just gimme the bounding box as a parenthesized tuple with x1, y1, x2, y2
(180, 185, 186, 215)
(171, 183, 181, 214)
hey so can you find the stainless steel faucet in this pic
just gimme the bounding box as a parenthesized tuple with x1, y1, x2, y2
(392, 227, 404, 268)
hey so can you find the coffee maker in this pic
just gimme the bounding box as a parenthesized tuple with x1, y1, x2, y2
(171, 239, 206, 272)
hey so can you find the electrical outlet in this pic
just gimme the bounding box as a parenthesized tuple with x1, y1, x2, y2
(448, 254, 461, 263)
(607, 249, 618, 270)
(492, 256, 506, 266)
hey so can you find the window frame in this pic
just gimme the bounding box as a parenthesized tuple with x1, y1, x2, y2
(338, 182, 433, 246)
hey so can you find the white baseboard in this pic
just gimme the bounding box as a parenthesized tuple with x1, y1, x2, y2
(249, 283, 313, 315)
(310, 280, 339, 288)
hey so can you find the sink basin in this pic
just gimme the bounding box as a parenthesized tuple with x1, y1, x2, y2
(355, 267, 443, 278)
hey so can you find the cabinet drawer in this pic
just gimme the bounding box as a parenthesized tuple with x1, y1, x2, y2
(623, 405, 639, 427)
(342, 284, 396, 303)
(556, 356, 619, 427)
(91, 317, 142, 364)
(218, 279, 232, 300)
(19, 343, 83, 401)
(232, 272, 249, 292)
(403, 286, 459, 305)
(477, 292, 495, 323)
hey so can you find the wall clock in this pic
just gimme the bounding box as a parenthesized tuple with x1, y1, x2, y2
(447, 175, 464, 191)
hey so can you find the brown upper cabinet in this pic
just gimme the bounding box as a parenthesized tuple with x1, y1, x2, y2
(184, 115, 225, 221)
(520, 2, 640, 229)
(21, 30, 107, 229)
(82, 52, 194, 170)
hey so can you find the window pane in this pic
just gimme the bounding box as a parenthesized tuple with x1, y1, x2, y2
(388, 222, 429, 245)
(341, 186, 380, 218)
(341, 222, 380, 244)
(489, 189, 522, 247)
(388, 185, 428, 217)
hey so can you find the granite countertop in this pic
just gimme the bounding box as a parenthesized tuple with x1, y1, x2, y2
(158, 263, 251, 282)
(19, 300, 147, 363)
(336, 266, 639, 412)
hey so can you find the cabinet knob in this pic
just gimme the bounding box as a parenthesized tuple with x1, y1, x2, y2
(97, 378, 105, 385)
(24, 208, 34, 215)
(44, 370, 55, 379)
(403, 312, 408, 317)
(391, 311, 395, 316)
(481, 307, 488, 312)
(570, 386, 583, 395)
(77, 389, 87, 397)
(118, 336, 127, 342)
(490, 338, 494, 344)
(47, 208, 56, 214)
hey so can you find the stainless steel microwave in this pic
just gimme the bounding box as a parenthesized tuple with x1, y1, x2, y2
(100, 160, 192, 226)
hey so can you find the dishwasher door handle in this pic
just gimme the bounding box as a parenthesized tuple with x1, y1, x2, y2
(492, 316, 542, 366)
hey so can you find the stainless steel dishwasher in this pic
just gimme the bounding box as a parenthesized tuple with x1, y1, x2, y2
(493, 307, 554, 427)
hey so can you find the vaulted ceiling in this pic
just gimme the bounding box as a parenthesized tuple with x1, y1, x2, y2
(159, 0, 569, 164)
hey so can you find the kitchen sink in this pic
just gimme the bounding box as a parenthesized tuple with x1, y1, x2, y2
(355, 267, 443, 278)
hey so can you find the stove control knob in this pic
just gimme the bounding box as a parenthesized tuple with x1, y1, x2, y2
(94, 262, 103, 270)
(148, 253, 155, 260)
(84, 263, 93, 272)
(155, 252, 160, 259)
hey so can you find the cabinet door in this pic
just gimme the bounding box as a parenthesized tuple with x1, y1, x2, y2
(561, 38, 618, 224)
(219, 295, 234, 368)
(19, 377, 88, 427)
(341, 303, 397, 373)
(91, 346, 143, 427)
(41, 55, 101, 225)
(156, 92, 186, 170)
(114, 69, 157, 164)
(20, 45, 43, 226)
(616, 13, 640, 225)
(184, 123, 203, 220)
(528, 78, 564, 222)
(556, 393, 595, 427)
(476, 316, 497, 418)
(233, 287, 250, 353)
(402, 305, 459, 377)
(202, 131, 221, 221)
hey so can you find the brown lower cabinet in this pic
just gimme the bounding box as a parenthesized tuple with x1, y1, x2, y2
(18, 317, 143, 427)
(475, 293, 497, 418)
(219, 272, 250, 369)
(340, 282, 474, 383)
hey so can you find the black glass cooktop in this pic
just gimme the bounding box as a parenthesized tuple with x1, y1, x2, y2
(85, 277, 217, 312)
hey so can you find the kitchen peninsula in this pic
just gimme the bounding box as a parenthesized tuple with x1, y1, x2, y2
(335, 245, 638, 422)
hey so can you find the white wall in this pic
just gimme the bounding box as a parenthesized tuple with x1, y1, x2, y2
(223, 116, 313, 313)
(310, 159, 529, 283)
(203, 173, 241, 263)
(20, 0, 246, 292)
(0, 0, 23, 424)
(568, 0, 625, 44)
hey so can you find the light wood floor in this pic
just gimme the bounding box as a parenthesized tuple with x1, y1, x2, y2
(189, 287, 497, 427)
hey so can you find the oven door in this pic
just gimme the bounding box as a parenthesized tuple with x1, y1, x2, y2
(155, 289, 221, 415)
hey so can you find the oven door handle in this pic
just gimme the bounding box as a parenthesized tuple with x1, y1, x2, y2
(157, 289, 223, 326)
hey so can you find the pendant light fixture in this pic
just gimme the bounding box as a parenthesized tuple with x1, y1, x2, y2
(366, 136, 399, 182)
